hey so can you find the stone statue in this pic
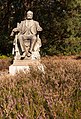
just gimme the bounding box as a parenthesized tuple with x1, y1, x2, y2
(10, 10, 42, 60)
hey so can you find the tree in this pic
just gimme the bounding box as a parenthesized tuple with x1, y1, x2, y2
(0, 0, 81, 55)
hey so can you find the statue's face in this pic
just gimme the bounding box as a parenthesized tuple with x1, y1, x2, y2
(27, 11, 33, 20)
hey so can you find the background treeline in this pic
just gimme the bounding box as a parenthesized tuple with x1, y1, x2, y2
(0, 0, 81, 56)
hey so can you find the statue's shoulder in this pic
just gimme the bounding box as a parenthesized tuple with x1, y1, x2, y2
(20, 20, 26, 24)
(34, 20, 39, 25)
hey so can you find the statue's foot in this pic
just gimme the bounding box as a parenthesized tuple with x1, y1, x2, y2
(27, 51, 32, 57)
(21, 52, 26, 58)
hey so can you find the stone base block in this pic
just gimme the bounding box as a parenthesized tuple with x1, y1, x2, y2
(9, 60, 44, 75)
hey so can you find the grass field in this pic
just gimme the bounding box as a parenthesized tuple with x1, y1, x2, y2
(0, 56, 81, 118)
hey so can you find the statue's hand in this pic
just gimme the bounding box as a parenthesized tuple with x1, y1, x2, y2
(13, 28, 18, 32)
(10, 31, 14, 37)
(37, 27, 43, 31)
(10, 28, 19, 36)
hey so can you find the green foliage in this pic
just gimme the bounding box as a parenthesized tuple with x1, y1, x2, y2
(0, 55, 8, 59)
(0, 0, 81, 55)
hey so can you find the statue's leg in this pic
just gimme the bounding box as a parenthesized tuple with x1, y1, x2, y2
(18, 35, 26, 53)
(29, 35, 37, 53)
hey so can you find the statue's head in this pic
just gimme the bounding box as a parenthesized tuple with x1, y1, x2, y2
(27, 11, 33, 20)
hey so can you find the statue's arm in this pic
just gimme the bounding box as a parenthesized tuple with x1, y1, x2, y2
(35, 21, 43, 32)
(10, 22, 23, 36)
(10, 28, 19, 37)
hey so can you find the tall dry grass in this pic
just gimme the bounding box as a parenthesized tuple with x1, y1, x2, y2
(0, 56, 81, 118)
(0, 58, 11, 70)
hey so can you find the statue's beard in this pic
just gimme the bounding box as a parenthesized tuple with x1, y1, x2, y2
(27, 16, 33, 20)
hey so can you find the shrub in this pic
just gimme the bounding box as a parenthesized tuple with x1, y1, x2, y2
(0, 57, 12, 70)
(0, 56, 81, 118)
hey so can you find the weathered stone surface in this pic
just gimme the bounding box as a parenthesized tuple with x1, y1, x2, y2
(9, 60, 44, 75)
(10, 10, 42, 60)
(9, 11, 43, 75)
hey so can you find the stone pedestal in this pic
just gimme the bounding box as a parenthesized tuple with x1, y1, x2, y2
(9, 60, 44, 75)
